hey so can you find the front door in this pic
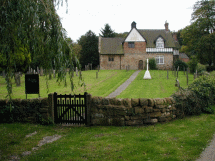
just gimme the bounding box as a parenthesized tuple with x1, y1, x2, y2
(138, 60, 143, 70)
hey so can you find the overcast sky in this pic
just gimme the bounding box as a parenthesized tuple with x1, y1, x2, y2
(56, 0, 199, 42)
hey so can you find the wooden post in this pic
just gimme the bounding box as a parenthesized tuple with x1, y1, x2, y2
(96, 72, 98, 79)
(177, 66, 179, 78)
(2, 70, 5, 78)
(167, 69, 169, 79)
(174, 67, 176, 77)
(48, 93, 55, 124)
(187, 68, 189, 85)
(53, 70, 56, 78)
(40, 67, 43, 76)
(49, 69, 52, 80)
(15, 72, 21, 86)
(86, 92, 91, 126)
(76, 67, 78, 76)
(53, 92, 58, 123)
(72, 70, 74, 77)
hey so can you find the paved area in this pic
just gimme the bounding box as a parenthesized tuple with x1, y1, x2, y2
(106, 70, 140, 98)
(196, 134, 215, 161)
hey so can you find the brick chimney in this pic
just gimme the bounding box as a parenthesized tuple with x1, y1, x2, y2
(131, 21, 136, 29)
(172, 32, 178, 41)
(164, 21, 169, 31)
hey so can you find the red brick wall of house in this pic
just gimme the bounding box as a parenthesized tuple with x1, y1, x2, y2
(100, 42, 173, 70)
(123, 42, 146, 54)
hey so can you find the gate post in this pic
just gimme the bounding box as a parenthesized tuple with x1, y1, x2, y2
(53, 92, 58, 123)
(85, 92, 91, 126)
(48, 93, 55, 123)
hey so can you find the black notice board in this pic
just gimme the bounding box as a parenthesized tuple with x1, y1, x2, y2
(25, 74, 39, 94)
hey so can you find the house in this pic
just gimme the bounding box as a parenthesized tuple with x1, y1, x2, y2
(98, 21, 180, 70)
(179, 53, 190, 62)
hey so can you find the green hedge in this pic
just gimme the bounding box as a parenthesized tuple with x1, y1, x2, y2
(174, 60, 188, 71)
(148, 58, 157, 70)
(172, 73, 215, 116)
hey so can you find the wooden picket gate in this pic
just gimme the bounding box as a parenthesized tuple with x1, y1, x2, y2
(54, 92, 88, 125)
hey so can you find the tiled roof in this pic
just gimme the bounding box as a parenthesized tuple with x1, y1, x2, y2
(138, 29, 176, 48)
(99, 29, 180, 54)
(179, 53, 189, 59)
(100, 37, 124, 55)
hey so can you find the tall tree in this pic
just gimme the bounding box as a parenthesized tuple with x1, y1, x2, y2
(100, 24, 115, 37)
(181, 0, 215, 66)
(192, 0, 215, 34)
(0, 0, 81, 100)
(78, 30, 99, 69)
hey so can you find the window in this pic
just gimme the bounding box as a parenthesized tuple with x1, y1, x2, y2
(109, 57, 114, 61)
(156, 37, 164, 48)
(128, 42, 135, 48)
(155, 56, 164, 64)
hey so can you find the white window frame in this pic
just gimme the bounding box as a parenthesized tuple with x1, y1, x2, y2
(155, 56, 164, 64)
(156, 37, 164, 48)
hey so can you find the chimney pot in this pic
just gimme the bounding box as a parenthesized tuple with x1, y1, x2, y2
(165, 21, 169, 31)
(131, 21, 136, 29)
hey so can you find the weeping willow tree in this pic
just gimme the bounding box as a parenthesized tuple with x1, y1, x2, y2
(0, 0, 84, 101)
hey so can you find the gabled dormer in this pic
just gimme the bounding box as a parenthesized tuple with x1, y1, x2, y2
(154, 36, 165, 48)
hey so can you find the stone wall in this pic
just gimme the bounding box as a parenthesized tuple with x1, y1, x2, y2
(90, 96, 177, 126)
(100, 55, 122, 70)
(0, 94, 54, 124)
(0, 93, 179, 126)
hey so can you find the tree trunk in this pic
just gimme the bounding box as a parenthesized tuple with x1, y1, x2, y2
(15, 72, 21, 86)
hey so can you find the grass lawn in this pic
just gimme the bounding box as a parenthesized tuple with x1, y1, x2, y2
(0, 111, 215, 161)
(0, 70, 135, 99)
(0, 70, 195, 99)
(118, 70, 194, 98)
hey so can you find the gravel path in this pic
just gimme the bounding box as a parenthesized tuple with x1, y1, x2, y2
(106, 70, 140, 98)
(196, 134, 215, 161)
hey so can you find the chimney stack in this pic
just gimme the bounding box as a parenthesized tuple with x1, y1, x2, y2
(131, 21, 136, 29)
(164, 21, 169, 31)
(172, 32, 178, 41)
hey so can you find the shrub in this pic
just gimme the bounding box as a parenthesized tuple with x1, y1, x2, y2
(172, 73, 215, 115)
(188, 56, 198, 73)
(174, 60, 188, 71)
(188, 75, 215, 113)
(172, 89, 202, 117)
(196, 63, 206, 75)
(148, 58, 157, 70)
